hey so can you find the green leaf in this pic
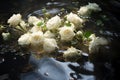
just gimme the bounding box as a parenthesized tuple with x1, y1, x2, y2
(37, 21, 44, 26)
(83, 31, 92, 39)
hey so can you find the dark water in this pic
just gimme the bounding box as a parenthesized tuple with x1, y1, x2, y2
(0, 0, 120, 80)
(21, 54, 94, 80)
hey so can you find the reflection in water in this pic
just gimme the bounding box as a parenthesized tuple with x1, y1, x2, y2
(26, 0, 78, 18)
(28, 8, 61, 17)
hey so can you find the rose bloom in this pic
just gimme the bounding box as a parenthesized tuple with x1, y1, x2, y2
(66, 12, 84, 28)
(43, 38, 58, 53)
(63, 47, 78, 57)
(46, 15, 61, 30)
(78, 3, 101, 16)
(30, 31, 44, 47)
(18, 33, 31, 46)
(87, 3, 101, 11)
(63, 47, 82, 61)
(7, 13, 22, 26)
(89, 36, 108, 53)
(59, 26, 75, 41)
(78, 6, 91, 16)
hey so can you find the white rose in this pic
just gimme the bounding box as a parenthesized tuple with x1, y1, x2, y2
(64, 47, 78, 55)
(30, 31, 44, 47)
(66, 12, 84, 28)
(44, 31, 55, 38)
(78, 3, 101, 16)
(78, 6, 91, 16)
(28, 16, 40, 25)
(18, 33, 31, 46)
(7, 14, 22, 26)
(59, 27, 75, 41)
(46, 15, 61, 30)
(43, 38, 58, 53)
(63, 47, 82, 61)
(87, 3, 101, 11)
(89, 37, 108, 53)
